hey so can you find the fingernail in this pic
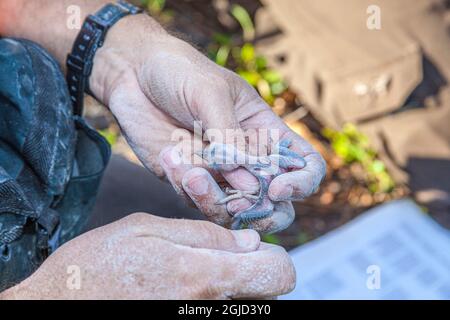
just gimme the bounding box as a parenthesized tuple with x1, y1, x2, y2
(186, 175, 208, 195)
(161, 148, 182, 168)
(232, 229, 260, 250)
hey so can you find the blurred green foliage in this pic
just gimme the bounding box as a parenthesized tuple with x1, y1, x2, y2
(262, 232, 310, 246)
(262, 233, 281, 245)
(140, 0, 173, 23)
(208, 5, 286, 105)
(230, 4, 255, 42)
(98, 128, 118, 146)
(322, 123, 395, 193)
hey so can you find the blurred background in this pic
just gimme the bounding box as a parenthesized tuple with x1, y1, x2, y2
(86, 0, 450, 250)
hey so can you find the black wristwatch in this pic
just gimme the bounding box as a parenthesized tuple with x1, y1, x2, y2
(66, 0, 143, 116)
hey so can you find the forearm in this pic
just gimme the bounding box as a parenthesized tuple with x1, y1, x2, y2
(0, 276, 37, 299)
(0, 0, 168, 104)
(0, 0, 109, 63)
(0, 283, 22, 299)
(0, 270, 65, 300)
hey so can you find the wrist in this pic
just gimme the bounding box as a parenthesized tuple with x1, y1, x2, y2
(0, 263, 68, 299)
(0, 280, 28, 300)
(89, 13, 170, 105)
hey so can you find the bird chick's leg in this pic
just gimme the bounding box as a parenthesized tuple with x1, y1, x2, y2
(202, 139, 306, 230)
(215, 188, 259, 205)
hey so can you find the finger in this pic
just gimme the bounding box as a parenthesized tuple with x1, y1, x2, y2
(234, 96, 326, 201)
(122, 212, 260, 253)
(268, 159, 324, 201)
(201, 142, 261, 215)
(213, 243, 296, 299)
(222, 168, 259, 191)
(247, 201, 295, 234)
(269, 131, 326, 201)
(226, 197, 253, 216)
(221, 167, 259, 215)
(159, 145, 196, 205)
(160, 142, 224, 205)
(182, 167, 233, 227)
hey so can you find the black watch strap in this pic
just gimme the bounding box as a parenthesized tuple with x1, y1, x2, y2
(66, 0, 142, 116)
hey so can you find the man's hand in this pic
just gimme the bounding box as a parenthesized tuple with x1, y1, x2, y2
(89, 14, 326, 233)
(1, 213, 295, 299)
(0, 1, 326, 233)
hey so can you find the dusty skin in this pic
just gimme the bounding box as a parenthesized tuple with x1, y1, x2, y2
(90, 15, 326, 234)
(0, 1, 325, 233)
(0, 213, 296, 299)
(0, 0, 323, 298)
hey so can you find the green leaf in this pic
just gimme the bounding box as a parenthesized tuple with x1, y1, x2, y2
(370, 160, 385, 173)
(231, 46, 242, 62)
(323, 123, 396, 193)
(207, 45, 219, 60)
(146, 0, 166, 14)
(231, 4, 255, 41)
(321, 127, 336, 139)
(270, 82, 286, 95)
(98, 128, 117, 146)
(240, 43, 255, 64)
(255, 56, 267, 70)
(212, 33, 232, 46)
(215, 45, 230, 66)
(262, 234, 281, 245)
(238, 70, 260, 86)
(262, 70, 282, 84)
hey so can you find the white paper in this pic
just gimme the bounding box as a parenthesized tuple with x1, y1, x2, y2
(281, 199, 450, 300)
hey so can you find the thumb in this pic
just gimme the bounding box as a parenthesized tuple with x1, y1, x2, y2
(120, 213, 261, 253)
